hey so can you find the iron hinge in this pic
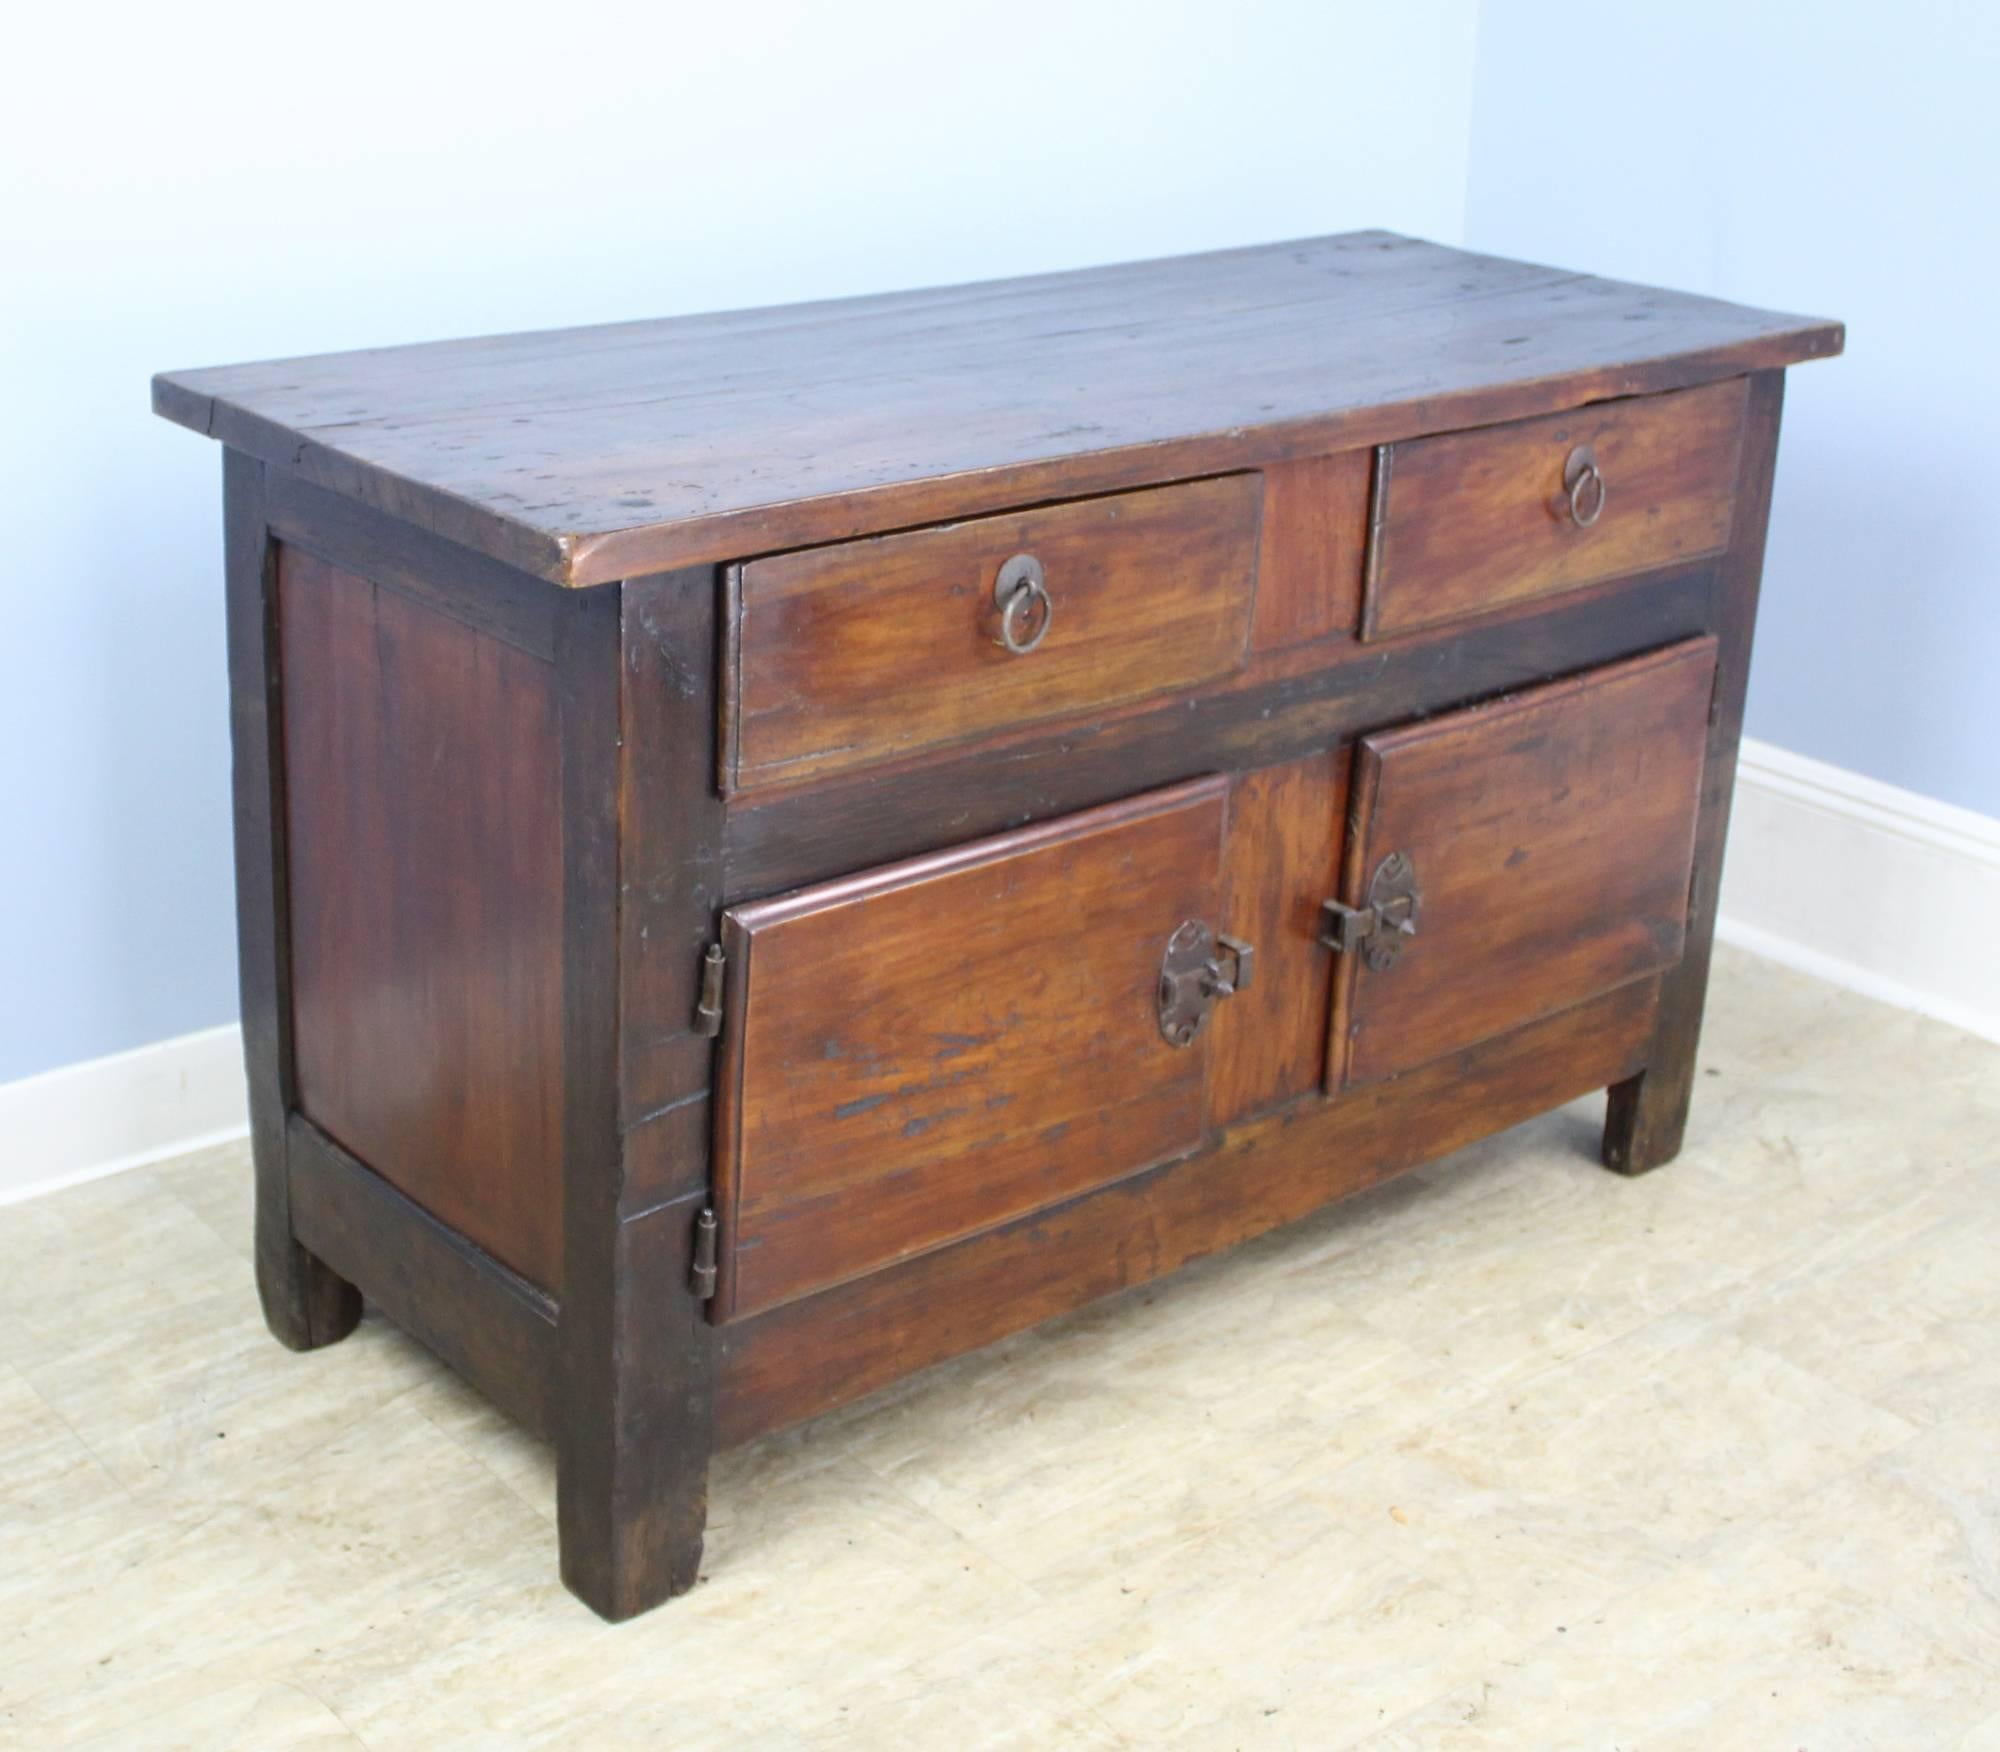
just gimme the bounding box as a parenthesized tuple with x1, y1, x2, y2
(690, 1207, 719, 1301)
(692, 943, 726, 1038)
(1320, 850, 1421, 972)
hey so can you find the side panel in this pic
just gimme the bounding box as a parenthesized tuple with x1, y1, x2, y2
(279, 546, 566, 1293)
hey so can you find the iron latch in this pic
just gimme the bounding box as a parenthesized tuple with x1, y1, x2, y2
(690, 1207, 718, 1301)
(1320, 850, 1421, 972)
(692, 944, 726, 1038)
(1156, 920, 1255, 1048)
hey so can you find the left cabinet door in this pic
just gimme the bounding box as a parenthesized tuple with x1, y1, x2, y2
(711, 777, 1235, 1321)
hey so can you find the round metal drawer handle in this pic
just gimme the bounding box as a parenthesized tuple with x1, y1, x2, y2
(1560, 444, 1607, 528)
(993, 553, 1053, 655)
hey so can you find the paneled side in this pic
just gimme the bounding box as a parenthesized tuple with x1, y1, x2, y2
(280, 547, 565, 1292)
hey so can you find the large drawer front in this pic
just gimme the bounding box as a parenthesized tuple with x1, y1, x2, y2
(721, 475, 1261, 793)
(711, 777, 1237, 1319)
(1362, 379, 1748, 638)
(1328, 637, 1716, 1087)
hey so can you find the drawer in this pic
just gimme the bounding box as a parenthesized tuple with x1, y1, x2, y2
(720, 475, 1261, 793)
(1326, 637, 1717, 1087)
(1361, 379, 1749, 638)
(710, 776, 1243, 1319)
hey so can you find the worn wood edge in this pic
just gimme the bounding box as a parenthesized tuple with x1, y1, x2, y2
(157, 318, 1843, 590)
(709, 912, 753, 1324)
(715, 979, 1657, 1446)
(287, 1112, 559, 1437)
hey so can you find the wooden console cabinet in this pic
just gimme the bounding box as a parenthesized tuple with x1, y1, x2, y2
(154, 232, 1841, 1620)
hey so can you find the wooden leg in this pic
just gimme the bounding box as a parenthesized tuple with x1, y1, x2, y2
(551, 580, 716, 1621)
(1602, 368, 1787, 1179)
(225, 447, 361, 1349)
(254, 1148, 362, 1350)
(557, 1196, 715, 1620)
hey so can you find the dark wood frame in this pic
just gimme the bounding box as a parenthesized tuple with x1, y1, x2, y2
(223, 366, 1789, 1622)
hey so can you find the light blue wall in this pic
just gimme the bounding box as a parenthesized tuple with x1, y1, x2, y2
(1466, 0, 2000, 818)
(0, 1, 1479, 1084)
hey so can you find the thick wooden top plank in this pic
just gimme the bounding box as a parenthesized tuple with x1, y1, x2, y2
(154, 231, 1841, 586)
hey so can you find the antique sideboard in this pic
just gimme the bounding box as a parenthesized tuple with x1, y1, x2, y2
(154, 232, 1841, 1619)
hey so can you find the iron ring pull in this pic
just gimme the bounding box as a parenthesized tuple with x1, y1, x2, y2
(1556, 444, 1607, 529)
(993, 553, 1053, 655)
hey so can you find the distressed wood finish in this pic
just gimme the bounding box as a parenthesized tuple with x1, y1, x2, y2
(162, 240, 1837, 1623)
(156, 233, 1839, 586)
(723, 474, 1261, 792)
(714, 779, 1230, 1320)
(280, 546, 567, 1292)
(1332, 639, 1716, 1089)
(1364, 377, 1748, 639)
(718, 977, 1658, 1443)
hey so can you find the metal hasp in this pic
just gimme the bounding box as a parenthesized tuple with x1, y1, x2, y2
(1321, 850, 1421, 972)
(690, 1208, 719, 1300)
(1156, 919, 1255, 1048)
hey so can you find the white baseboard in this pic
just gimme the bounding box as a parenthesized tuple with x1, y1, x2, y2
(1719, 737, 2000, 1045)
(0, 1024, 248, 1207)
(0, 742, 1989, 1209)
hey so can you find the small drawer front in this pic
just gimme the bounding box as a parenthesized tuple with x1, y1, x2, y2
(1327, 638, 1717, 1088)
(721, 475, 1261, 793)
(1361, 378, 1748, 639)
(711, 776, 1239, 1320)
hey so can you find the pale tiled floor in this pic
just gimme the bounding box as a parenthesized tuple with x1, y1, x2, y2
(3, 945, 1998, 1749)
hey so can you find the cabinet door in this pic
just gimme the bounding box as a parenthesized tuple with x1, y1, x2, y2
(1328, 638, 1716, 1089)
(712, 777, 1243, 1321)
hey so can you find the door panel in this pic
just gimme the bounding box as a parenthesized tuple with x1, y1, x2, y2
(713, 776, 1235, 1321)
(1329, 638, 1716, 1088)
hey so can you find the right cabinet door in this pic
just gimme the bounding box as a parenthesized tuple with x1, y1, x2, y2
(1328, 637, 1718, 1090)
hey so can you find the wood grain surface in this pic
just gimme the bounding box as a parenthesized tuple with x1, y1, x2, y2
(713, 778, 1232, 1320)
(154, 232, 1840, 585)
(280, 546, 566, 1292)
(1364, 378, 1748, 637)
(717, 977, 1657, 1445)
(1332, 638, 1717, 1089)
(724, 474, 1259, 792)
